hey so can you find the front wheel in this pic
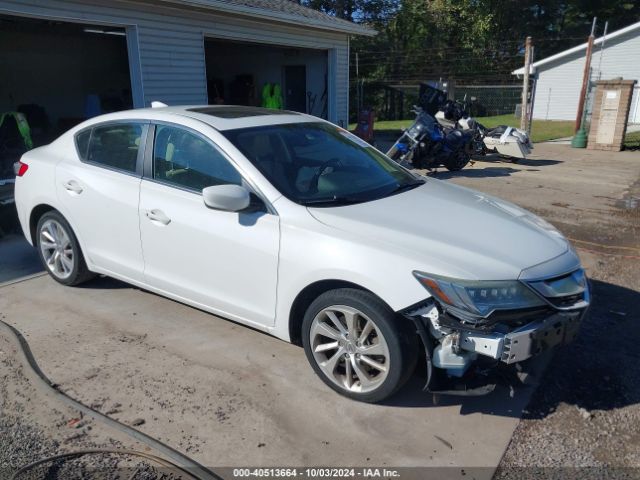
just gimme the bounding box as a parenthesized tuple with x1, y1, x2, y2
(302, 289, 418, 403)
(445, 149, 470, 171)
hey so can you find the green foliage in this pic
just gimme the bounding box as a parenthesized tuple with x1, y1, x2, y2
(310, 0, 640, 83)
(303, 0, 640, 121)
(624, 130, 640, 149)
(302, 0, 397, 21)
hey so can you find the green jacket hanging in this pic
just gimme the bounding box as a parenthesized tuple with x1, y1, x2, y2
(0, 112, 33, 150)
(272, 83, 283, 110)
(261, 83, 284, 110)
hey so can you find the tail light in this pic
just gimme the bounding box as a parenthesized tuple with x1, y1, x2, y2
(14, 161, 29, 177)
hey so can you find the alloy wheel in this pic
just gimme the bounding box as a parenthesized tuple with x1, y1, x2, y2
(39, 219, 74, 280)
(309, 305, 390, 394)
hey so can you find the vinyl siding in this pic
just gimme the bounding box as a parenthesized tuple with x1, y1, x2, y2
(532, 29, 640, 123)
(0, 0, 351, 125)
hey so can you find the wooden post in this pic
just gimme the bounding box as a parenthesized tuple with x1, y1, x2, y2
(527, 46, 536, 136)
(520, 37, 532, 131)
(575, 18, 597, 133)
(355, 52, 360, 112)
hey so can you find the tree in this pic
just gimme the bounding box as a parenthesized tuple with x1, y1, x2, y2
(301, 0, 640, 118)
(302, 0, 397, 22)
(347, 0, 640, 84)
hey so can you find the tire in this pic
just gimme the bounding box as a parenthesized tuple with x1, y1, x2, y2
(36, 210, 95, 286)
(445, 151, 469, 171)
(302, 288, 418, 403)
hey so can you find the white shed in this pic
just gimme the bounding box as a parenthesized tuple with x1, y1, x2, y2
(0, 0, 374, 141)
(513, 21, 640, 124)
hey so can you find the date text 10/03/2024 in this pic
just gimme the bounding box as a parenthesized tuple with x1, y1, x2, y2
(232, 468, 401, 478)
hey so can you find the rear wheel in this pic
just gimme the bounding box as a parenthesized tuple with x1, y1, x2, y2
(36, 211, 95, 286)
(302, 288, 418, 403)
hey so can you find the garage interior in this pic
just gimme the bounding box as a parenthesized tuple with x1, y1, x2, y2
(0, 14, 133, 148)
(204, 39, 328, 118)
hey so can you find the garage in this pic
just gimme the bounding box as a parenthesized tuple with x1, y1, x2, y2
(0, 0, 372, 216)
(0, 0, 374, 139)
(0, 13, 133, 147)
(205, 39, 329, 118)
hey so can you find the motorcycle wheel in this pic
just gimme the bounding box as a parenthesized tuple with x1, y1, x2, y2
(445, 150, 470, 172)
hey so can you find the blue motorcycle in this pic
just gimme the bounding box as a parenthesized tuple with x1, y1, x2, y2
(386, 107, 473, 171)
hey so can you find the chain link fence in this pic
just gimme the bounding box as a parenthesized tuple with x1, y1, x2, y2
(453, 84, 522, 117)
(350, 81, 523, 122)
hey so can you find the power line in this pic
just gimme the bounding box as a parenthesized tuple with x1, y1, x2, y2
(350, 36, 589, 55)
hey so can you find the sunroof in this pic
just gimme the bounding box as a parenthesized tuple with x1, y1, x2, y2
(188, 106, 295, 119)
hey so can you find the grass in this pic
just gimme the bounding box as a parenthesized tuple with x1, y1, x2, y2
(350, 113, 575, 143)
(624, 130, 640, 149)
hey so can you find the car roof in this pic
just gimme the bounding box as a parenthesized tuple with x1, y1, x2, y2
(85, 105, 321, 131)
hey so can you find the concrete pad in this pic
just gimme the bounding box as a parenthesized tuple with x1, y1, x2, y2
(0, 274, 532, 472)
(442, 143, 640, 250)
(0, 234, 43, 284)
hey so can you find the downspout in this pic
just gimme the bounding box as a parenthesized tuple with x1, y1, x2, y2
(126, 25, 145, 108)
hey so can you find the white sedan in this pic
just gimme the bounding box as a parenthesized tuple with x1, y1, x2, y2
(14, 106, 589, 402)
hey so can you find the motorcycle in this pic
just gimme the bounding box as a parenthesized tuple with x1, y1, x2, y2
(386, 106, 473, 171)
(436, 98, 533, 161)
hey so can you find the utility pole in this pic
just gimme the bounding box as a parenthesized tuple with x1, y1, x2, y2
(520, 36, 532, 131)
(571, 17, 597, 148)
(596, 21, 609, 80)
(527, 46, 536, 136)
(355, 52, 360, 112)
(574, 17, 597, 133)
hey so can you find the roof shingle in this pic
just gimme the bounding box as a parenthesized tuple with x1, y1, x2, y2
(168, 0, 375, 35)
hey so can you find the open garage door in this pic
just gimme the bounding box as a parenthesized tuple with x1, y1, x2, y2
(205, 39, 328, 118)
(0, 14, 133, 147)
(0, 13, 133, 209)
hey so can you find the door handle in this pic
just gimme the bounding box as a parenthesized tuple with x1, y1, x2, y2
(63, 179, 83, 194)
(145, 209, 171, 225)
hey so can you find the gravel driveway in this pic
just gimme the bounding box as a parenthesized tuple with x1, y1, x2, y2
(442, 144, 640, 475)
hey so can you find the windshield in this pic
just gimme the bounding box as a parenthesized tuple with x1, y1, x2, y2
(222, 122, 423, 206)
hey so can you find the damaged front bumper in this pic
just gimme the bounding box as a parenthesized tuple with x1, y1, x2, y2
(403, 301, 588, 396)
(460, 310, 583, 364)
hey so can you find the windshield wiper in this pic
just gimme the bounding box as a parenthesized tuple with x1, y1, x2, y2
(386, 179, 425, 196)
(301, 195, 365, 206)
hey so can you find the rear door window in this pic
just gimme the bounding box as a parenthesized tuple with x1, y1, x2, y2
(82, 123, 145, 174)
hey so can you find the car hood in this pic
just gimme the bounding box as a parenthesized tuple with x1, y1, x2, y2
(307, 180, 572, 280)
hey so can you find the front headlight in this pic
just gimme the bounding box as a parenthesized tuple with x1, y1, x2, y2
(413, 271, 546, 324)
(406, 123, 423, 138)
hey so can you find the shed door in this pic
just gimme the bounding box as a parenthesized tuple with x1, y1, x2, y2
(284, 65, 307, 113)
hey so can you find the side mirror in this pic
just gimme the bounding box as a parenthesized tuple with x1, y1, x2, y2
(202, 184, 250, 212)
